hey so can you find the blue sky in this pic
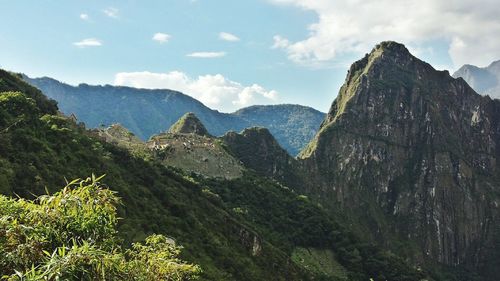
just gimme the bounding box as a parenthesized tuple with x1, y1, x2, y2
(1, 0, 499, 112)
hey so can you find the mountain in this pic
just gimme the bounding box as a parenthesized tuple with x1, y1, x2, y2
(233, 105, 325, 156)
(0, 70, 302, 280)
(148, 113, 244, 179)
(453, 60, 500, 98)
(22, 76, 324, 155)
(297, 41, 499, 280)
(222, 127, 306, 189)
(1, 69, 430, 280)
(168, 112, 210, 136)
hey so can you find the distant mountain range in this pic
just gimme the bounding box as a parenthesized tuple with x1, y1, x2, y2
(453, 60, 500, 99)
(23, 76, 324, 156)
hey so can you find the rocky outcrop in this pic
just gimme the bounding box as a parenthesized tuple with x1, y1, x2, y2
(168, 112, 210, 136)
(300, 41, 500, 278)
(222, 127, 306, 188)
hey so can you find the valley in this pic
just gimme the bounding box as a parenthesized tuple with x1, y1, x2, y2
(1, 41, 499, 281)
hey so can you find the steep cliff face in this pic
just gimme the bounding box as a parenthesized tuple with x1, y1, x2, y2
(300, 42, 500, 276)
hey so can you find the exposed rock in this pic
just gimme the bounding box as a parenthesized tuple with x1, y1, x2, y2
(300, 41, 500, 278)
(238, 228, 262, 256)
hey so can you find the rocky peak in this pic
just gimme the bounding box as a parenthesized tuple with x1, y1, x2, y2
(222, 127, 287, 165)
(168, 112, 210, 136)
(299, 41, 500, 276)
(222, 127, 306, 187)
(236, 127, 279, 144)
(324, 41, 448, 125)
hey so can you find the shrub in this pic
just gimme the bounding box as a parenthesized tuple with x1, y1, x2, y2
(0, 175, 201, 281)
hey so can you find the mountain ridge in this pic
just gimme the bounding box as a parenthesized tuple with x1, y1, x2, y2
(23, 75, 325, 156)
(1, 67, 434, 280)
(453, 60, 500, 99)
(295, 41, 500, 279)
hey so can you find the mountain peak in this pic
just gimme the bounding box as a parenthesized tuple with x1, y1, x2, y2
(298, 41, 500, 271)
(168, 112, 209, 136)
(374, 41, 409, 53)
(487, 59, 500, 72)
(319, 41, 451, 128)
(453, 59, 500, 97)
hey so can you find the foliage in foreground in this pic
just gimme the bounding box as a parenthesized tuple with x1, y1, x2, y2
(0, 175, 201, 281)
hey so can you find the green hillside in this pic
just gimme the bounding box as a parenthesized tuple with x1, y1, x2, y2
(0, 69, 432, 280)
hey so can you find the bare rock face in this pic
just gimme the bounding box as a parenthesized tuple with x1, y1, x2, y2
(300, 41, 500, 277)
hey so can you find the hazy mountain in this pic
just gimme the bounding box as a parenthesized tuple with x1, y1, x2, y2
(233, 105, 325, 157)
(453, 60, 500, 99)
(22, 76, 324, 156)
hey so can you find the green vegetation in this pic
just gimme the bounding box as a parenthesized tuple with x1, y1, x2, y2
(0, 175, 200, 280)
(148, 132, 244, 179)
(233, 105, 325, 155)
(291, 247, 348, 280)
(0, 71, 307, 280)
(198, 173, 429, 281)
(221, 127, 305, 187)
(168, 112, 210, 136)
(1, 66, 479, 280)
(24, 76, 325, 155)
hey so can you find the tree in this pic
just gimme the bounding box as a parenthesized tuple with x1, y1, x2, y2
(0, 175, 201, 280)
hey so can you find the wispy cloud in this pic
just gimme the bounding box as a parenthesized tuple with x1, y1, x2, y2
(219, 32, 240, 42)
(73, 38, 102, 48)
(80, 13, 89, 21)
(271, 35, 290, 49)
(103, 7, 119, 18)
(152, 33, 171, 44)
(114, 71, 278, 112)
(186, 52, 226, 58)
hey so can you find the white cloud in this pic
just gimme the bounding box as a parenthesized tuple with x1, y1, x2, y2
(269, 0, 500, 68)
(219, 32, 240, 42)
(113, 71, 278, 112)
(103, 7, 119, 18)
(152, 33, 171, 43)
(271, 35, 290, 49)
(73, 38, 102, 48)
(80, 13, 89, 21)
(186, 52, 226, 58)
